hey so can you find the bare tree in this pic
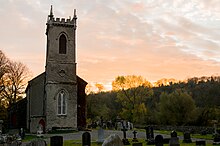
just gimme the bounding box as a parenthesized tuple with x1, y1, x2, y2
(0, 60, 30, 107)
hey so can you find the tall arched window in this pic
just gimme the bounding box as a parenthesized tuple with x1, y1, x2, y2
(57, 90, 67, 115)
(59, 34, 67, 54)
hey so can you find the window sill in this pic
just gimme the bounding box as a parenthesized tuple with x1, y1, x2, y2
(57, 114, 67, 118)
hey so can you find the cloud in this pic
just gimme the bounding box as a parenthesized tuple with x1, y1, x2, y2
(1, 0, 220, 89)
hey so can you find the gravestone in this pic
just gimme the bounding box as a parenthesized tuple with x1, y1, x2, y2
(0, 121, 3, 133)
(155, 135, 163, 146)
(196, 140, 206, 146)
(50, 136, 63, 146)
(82, 132, 91, 146)
(37, 126, 43, 138)
(0, 129, 3, 144)
(169, 131, 180, 146)
(26, 139, 47, 146)
(132, 131, 138, 142)
(132, 143, 142, 146)
(214, 122, 218, 135)
(97, 127, 105, 143)
(213, 134, 220, 145)
(102, 134, 123, 146)
(121, 127, 130, 145)
(183, 132, 192, 143)
(163, 138, 170, 144)
(19, 128, 25, 139)
(8, 141, 19, 146)
(145, 126, 155, 144)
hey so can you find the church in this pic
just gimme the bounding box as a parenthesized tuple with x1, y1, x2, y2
(8, 7, 87, 133)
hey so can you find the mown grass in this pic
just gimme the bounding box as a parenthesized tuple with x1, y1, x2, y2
(59, 139, 215, 146)
(154, 130, 213, 140)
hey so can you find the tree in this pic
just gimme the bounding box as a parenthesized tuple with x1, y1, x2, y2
(0, 51, 9, 94)
(87, 91, 120, 123)
(0, 61, 30, 107)
(112, 75, 153, 124)
(95, 83, 105, 92)
(158, 89, 196, 125)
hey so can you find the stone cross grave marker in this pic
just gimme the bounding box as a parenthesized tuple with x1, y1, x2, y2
(121, 126, 130, 145)
(132, 130, 138, 142)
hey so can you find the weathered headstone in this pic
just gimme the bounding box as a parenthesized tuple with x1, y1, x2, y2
(145, 126, 154, 144)
(183, 132, 192, 143)
(37, 126, 43, 138)
(214, 121, 218, 135)
(19, 128, 25, 139)
(163, 138, 170, 144)
(8, 141, 18, 146)
(132, 143, 143, 146)
(97, 127, 105, 143)
(0, 120, 3, 133)
(102, 134, 123, 146)
(213, 134, 220, 145)
(0, 129, 3, 144)
(155, 135, 163, 146)
(26, 139, 47, 146)
(145, 126, 150, 140)
(169, 131, 180, 146)
(117, 122, 123, 130)
(196, 140, 206, 146)
(121, 127, 130, 145)
(50, 136, 63, 146)
(132, 130, 138, 142)
(82, 132, 91, 146)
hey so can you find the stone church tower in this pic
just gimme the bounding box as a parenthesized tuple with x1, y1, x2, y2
(45, 6, 78, 130)
(21, 6, 87, 133)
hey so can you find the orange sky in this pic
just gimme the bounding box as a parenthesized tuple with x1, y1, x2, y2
(1, 0, 220, 90)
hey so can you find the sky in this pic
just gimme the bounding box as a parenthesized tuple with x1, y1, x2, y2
(0, 0, 220, 90)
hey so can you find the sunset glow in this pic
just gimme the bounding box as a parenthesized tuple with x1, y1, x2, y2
(1, 0, 220, 91)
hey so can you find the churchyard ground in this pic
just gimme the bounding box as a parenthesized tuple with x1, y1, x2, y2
(22, 129, 216, 146)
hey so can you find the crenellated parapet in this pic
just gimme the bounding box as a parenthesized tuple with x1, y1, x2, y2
(46, 5, 77, 34)
(48, 17, 76, 27)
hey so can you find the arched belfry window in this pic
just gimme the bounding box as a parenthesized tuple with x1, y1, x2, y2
(59, 34, 67, 54)
(57, 90, 67, 115)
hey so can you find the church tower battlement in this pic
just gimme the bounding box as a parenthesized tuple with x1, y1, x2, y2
(46, 6, 77, 31)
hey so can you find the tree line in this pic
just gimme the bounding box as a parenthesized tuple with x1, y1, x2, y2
(87, 75, 220, 127)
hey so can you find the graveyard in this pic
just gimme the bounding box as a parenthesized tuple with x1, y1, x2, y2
(1, 124, 219, 145)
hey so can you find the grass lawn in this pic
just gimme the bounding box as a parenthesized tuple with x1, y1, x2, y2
(60, 139, 215, 146)
(154, 130, 213, 140)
